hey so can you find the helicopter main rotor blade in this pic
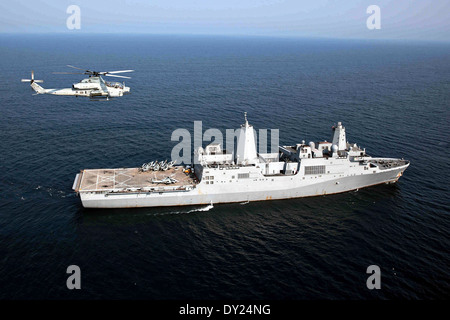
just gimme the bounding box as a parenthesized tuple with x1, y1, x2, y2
(104, 74, 132, 79)
(53, 72, 85, 74)
(66, 65, 85, 70)
(104, 70, 134, 74)
(67, 65, 95, 74)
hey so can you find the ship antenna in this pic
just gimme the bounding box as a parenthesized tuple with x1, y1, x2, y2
(244, 112, 248, 124)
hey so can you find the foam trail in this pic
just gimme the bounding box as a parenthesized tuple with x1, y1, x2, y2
(188, 202, 214, 212)
(150, 202, 214, 216)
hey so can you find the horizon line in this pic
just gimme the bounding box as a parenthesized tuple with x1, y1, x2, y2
(0, 32, 449, 44)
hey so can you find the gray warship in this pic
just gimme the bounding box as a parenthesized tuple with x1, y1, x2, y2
(73, 115, 409, 208)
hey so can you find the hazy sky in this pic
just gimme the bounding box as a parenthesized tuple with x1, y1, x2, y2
(0, 0, 449, 41)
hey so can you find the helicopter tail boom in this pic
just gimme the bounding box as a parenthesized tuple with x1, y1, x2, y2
(30, 81, 46, 94)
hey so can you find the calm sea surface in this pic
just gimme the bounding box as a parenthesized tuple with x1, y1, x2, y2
(0, 34, 449, 299)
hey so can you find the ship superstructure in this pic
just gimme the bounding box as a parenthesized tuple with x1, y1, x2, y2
(73, 115, 409, 208)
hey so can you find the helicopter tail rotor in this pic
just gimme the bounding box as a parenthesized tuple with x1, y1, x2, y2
(21, 70, 44, 83)
(21, 71, 45, 94)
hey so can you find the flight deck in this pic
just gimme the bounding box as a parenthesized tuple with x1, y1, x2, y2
(74, 166, 196, 193)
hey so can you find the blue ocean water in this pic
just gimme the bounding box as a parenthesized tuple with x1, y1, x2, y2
(0, 34, 449, 299)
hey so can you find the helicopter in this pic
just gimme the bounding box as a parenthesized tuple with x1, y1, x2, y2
(21, 65, 134, 100)
(151, 176, 179, 185)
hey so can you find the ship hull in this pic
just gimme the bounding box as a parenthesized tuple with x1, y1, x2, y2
(79, 164, 408, 209)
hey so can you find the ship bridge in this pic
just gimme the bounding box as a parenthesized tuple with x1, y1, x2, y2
(279, 122, 368, 162)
